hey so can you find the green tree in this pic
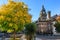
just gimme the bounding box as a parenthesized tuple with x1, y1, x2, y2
(25, 22, 37, 40)
(54, 21, 60, 32)
(0, 1, 32, 40)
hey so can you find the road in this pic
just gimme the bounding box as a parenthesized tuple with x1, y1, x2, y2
(35, 35, 60, 40)
(0, 34, 60, 40)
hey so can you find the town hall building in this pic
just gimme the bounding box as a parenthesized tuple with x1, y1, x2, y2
(36, 5, 54, 35)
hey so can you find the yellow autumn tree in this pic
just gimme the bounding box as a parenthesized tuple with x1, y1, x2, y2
(0, 1, 32, 40)
(56, 16, 60, 22)
(54, 16, 60, 32)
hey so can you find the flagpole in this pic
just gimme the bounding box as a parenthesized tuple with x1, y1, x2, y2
(42, 0, 45, 5)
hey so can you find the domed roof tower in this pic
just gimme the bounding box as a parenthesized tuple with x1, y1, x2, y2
(39, 5, 47, 21)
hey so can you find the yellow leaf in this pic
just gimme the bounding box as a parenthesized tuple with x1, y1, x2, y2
(7, 29, 13, 33)
(9, 23, 13, 27)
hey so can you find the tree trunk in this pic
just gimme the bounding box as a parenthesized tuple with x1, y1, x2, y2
(29, 35, 33, 40)
(13, 28, 16, 40)
(26, 35, 29, 40)
(26, 35, 34, 40)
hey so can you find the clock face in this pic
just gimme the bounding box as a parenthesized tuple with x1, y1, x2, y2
(41, 12, 46, 16)
(43, 11, 45, 14)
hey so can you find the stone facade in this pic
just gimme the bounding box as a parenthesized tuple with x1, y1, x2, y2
(36, 5, 53, 34)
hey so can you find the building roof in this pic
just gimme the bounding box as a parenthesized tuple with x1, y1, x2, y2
(52, 14, 58, 19)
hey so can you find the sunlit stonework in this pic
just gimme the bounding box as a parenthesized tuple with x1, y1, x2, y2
(36, 5, 54, 34)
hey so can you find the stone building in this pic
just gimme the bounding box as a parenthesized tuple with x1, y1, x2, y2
(36, 5, 54, 34)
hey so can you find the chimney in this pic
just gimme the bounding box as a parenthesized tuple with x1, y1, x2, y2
(48, 11, 51, 19)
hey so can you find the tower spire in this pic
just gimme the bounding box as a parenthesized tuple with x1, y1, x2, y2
(40, 5, 47, 21)
(41, 5, 45, 12)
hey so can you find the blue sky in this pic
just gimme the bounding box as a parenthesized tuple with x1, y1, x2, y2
(0, 0, 60, 21)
